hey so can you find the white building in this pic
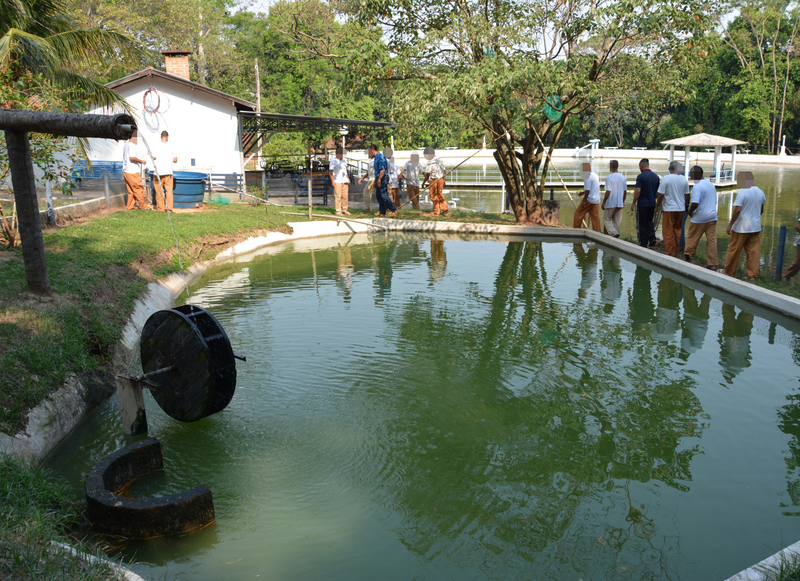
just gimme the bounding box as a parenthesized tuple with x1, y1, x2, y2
(87, 51, 255, 177)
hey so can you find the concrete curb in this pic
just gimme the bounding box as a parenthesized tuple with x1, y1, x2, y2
(725, 539, 800, 580)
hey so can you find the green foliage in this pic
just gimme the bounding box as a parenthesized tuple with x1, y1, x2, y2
(0, 455, 120, 580)
(0, 0, 145, 109)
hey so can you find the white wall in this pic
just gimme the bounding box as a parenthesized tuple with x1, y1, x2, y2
(88, 77, 243, 175)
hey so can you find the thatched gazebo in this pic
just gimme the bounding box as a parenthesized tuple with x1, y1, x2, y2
(661, 133, 747, 184)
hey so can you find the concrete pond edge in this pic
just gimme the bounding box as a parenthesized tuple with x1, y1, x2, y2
(2, 217, 798, 581)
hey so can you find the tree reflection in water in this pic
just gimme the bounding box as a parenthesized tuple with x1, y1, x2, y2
(384, 241, 704, 578)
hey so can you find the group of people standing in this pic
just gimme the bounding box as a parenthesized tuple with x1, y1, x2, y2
(331, 145, 449, 218)
(122, 130, 177, 212)
(572, 158, 798, 282)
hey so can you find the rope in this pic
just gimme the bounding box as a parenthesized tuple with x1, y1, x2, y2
(143, 87, 170, 114)
(137, 136, 192, 302)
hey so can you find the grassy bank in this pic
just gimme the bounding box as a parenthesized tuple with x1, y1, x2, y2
(0, 203, 291, 434)
(0, 455, 120, 580)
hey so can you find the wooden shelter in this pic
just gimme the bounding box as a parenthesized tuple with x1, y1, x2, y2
(661, 133, 747, 184)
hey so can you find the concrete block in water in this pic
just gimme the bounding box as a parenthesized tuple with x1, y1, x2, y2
(85, 438, 215, 538)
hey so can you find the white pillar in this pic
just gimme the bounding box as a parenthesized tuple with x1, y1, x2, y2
(670, 145, 675, 162)
(684, 146, 690, 178)
(713, 146, 722, 184)
(731, 146, 737, 181)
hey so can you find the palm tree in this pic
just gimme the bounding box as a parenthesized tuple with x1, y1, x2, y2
(0, 0, 145, 109)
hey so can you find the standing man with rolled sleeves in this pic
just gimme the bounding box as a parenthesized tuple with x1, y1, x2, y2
(602, 160, 627, 237)
(655, 160, 690, 257)
(573, 162, 601, 231)
(123, 131, 149, 210)
(153, 130, 177, 212)
(329, 146, 351, 216)
(721, 171, 766, 280)
(422, 146, 448, 217)
(684, 165, 718, 270)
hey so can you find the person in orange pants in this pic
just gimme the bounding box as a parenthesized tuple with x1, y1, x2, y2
(573, 162, 601, 231)
(123, 132, 149, 210)
(656, 161, 690, 257)
(153, 130, 177, 211)
(721, 172, 766, 280)
(422, 146, 448, 216)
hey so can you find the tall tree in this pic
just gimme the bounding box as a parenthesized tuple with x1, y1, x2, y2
(722, 0, 800, 153)
(282, 0, 718, 224)
(1, 0, 144, 108)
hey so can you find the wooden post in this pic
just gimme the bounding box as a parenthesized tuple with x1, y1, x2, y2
(103, 173, 111, 207)
(5, 129, 51, 295)
(116, 374, 148, 436)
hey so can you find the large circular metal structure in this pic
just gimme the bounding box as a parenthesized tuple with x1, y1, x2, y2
(140, 305, 236, 422)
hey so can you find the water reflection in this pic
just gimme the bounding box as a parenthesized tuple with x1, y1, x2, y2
(386, 241, 704, 577)
(41, 236, 800, 581)
(718, 304, 755, 384)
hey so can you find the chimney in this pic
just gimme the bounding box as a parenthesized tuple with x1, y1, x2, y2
(162, 50, 192, 80)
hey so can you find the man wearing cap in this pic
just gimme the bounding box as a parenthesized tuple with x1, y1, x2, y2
(422, 146, 448, 217)
(722, 171, 766, 280)
(389, 157, 402, 207)
(123, 131, 149, 210)
(329, 146, 351, 216)
(404, 154, 423, 210)
(371, 144, 397, 217)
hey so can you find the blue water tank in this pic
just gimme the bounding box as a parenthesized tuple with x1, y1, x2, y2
(150, 171, 207, 209)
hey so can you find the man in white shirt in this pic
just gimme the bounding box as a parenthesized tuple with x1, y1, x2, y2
(328, 146, 350, 215)
(389, 157, 402, 207)
(357, 156, 374, 211)
(684, 166, 718, 269)
(153, 130, 177, 212)
(123, 132, 149, 210)
(722, 171, 766, 279)
(421, 146, 448, 217)
(656, 161, 690, 257)
(403, 154, 423, 209)
(601, 160, 626, 237)
(573, 162, 601, 231)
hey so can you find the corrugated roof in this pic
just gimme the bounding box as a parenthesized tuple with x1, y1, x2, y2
(106, 68, 256, 112)
(661, 133, 748, 147)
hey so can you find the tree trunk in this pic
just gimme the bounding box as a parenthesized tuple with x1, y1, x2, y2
(5, 130, 51, 295)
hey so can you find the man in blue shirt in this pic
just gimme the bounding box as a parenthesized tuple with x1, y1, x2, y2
(370, 144, 397, 217)
(630, 158, 660, 248)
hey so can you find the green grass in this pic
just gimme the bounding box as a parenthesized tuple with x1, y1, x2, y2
(0, 204, 291, 434)
(0, 455, 122, 580)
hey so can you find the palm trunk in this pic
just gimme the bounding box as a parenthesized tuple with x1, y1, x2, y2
(5, 130, 51, 295)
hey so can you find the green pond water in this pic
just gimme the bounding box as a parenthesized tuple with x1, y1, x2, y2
(45, 234, 800, 580)
(450, 161, 800, 274)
